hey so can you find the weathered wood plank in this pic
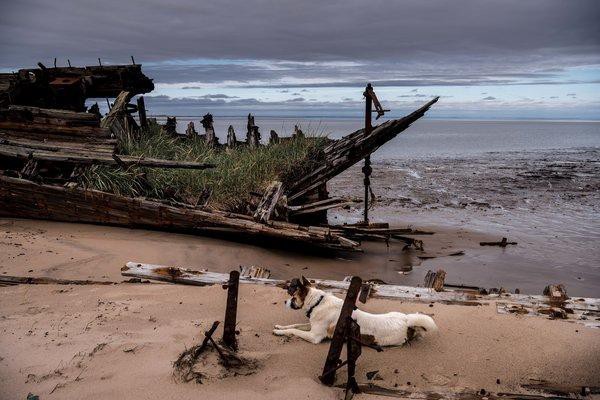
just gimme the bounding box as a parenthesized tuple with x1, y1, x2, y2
(121, 262, 600, 327)
(0, 143, 215, 169)
(0, 176, 358, 250)
(253, 181, 283, 223)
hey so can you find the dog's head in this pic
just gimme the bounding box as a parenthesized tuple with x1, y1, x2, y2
(285, 276, 312, 310)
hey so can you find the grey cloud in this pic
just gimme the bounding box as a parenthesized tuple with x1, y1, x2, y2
(199, 94, 238, 99)
(1, 0, 599, 88)
(482, 96, 497, 100)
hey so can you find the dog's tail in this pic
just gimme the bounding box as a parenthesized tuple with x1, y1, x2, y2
(406, 313, 437, 333)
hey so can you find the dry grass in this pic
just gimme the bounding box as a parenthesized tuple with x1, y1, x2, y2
(79, 121, 327, 210)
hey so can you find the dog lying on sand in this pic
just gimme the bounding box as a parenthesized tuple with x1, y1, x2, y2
(273, 277, 437, 346)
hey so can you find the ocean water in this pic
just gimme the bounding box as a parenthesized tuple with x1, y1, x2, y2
(166, 116, 600, 158)
(160, 116, 600, 295)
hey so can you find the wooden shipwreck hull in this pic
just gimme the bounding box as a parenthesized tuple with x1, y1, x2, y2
(0, 175, 357, 250)
(0, 61, 439, 250)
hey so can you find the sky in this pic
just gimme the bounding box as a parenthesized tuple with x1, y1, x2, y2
(1, 0, 599, 119)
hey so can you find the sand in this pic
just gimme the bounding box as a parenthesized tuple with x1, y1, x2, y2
(1, 218, 599, 399)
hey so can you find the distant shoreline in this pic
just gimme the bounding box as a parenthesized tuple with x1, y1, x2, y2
(147, 114, 600, 123)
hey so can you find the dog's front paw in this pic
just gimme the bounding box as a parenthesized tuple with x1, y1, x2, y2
(272, 329, 288, 336)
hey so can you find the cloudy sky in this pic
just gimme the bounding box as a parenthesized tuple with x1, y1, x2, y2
(1, 0, 599, 119)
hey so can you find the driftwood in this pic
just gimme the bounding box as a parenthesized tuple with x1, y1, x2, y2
(121, 263, 600, 327)
(0, 175, 358, 250)
(0, 275, 117, 287)
(286, 98, 439, 202)
(480, 237, 517, 247)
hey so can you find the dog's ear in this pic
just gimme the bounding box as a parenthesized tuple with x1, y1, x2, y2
(301, 276, 311, 287)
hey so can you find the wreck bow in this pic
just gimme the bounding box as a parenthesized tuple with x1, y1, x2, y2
(287, 97, 439, 201)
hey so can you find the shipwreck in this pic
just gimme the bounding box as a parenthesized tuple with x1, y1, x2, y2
(0, 62, 438, 251)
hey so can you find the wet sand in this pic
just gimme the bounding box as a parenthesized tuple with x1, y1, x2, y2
(331, 148, 600, 297)
(0, 218, 496, 287)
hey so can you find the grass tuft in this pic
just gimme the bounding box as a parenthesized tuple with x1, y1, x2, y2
(79, 121, 327, 210)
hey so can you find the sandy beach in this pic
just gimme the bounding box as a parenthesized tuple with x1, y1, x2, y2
(1, 217, 599, 399)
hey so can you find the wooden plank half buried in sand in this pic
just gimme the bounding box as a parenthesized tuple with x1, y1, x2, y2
(121, 262, 600, 327)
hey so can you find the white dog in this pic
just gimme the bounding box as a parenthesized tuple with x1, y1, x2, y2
(273, 277, 437, 346)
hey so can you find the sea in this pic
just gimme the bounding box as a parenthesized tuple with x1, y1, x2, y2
(158, 116, 600, 296)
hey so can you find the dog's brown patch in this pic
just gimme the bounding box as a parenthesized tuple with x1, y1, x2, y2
(360, 334, 379, 347)
(326, 324, 336, 338)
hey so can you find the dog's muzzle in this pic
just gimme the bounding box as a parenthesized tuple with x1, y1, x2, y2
(286, 298, 301, 310)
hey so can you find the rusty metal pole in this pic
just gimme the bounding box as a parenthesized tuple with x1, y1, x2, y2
(222, 270, 240, 350)
(320, 276, 362, 385)
(363, 83, 373, 225)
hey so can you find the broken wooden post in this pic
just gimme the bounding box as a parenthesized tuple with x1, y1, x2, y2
(249, 126, 260, 148)
(200, 113, 218, 146)
(246, 114, 255, 144)
(320, 276, 362, 386)
(239, 266, 271, 279)
(137, 96, 147, 129)
(543, 284, 568, 305)
(253, 181, 283, 223)
(345, 318, 362, 399)
(293, 125, 304, 138)
(164, 116, 177, 136)
(185, 121, 197, 139)
(269, 129, 279, 145)
(222, 270, 240, 350)
(227, 125, 237, 148)
(358, 283, 372, 304)
(424, 269, 446, 292)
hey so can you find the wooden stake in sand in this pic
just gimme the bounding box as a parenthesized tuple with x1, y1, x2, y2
(222, 270, 240, 350)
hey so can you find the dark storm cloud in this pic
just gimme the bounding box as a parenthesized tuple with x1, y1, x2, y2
(1, 0, 599, 88)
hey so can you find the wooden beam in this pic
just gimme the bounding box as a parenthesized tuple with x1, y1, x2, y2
(0, 176, 358, 250)
(320, 276, 362, 386)
(0, 143, 215, 169)
(222, 270, 240, 350)
(121, 262, 600, 327)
